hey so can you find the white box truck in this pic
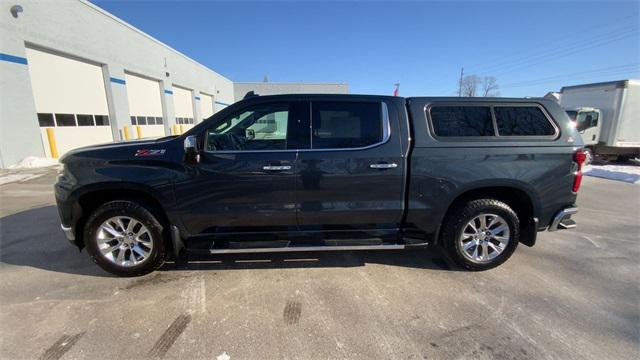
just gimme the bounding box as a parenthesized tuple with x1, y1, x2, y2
(560, 79, 639, 162)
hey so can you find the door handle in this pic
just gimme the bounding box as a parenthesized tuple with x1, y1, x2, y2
(369, 163, 398, 169)
(263, 165, 292, 171)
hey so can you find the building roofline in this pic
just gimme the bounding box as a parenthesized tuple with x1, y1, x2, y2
(234, 82, 349, 85)
(78, 0, 231, 82)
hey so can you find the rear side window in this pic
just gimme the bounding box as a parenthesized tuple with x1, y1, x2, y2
(311, 102, 382, 149)
(429, 106, 494, 137)
(494, 106, 555, 136)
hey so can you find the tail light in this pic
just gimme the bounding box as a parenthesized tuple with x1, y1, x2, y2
(573, 149, 587, 192)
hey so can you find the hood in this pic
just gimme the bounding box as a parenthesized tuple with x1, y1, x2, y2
(60, 136, 178, 162)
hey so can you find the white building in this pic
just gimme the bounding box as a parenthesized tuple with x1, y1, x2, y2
(234, 82, 348, 101)
(0, 0, 347, 168)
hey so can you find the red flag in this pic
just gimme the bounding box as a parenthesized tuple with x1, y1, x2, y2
(393, 83, 400, 96)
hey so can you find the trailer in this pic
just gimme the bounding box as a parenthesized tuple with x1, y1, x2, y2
(560, 79, 639, 162)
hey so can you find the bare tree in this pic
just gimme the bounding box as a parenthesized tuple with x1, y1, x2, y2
(460, 75, 479, 97)
(481, 76, 500, 97)
(458, 74, 500, 97)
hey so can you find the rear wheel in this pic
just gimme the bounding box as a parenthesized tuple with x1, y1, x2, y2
(84, 200, 166, 276)
(441, 199, 519, 271)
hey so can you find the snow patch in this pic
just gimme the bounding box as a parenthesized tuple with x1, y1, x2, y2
(216, 352, 230, 360)
(0, 173, 44, 186)
(583, 164, 640, 184)
(8, 156, 59, 169)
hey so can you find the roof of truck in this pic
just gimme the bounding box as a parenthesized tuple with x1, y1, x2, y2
(560, 79, 638, 92)
(240, 93, 548, 102)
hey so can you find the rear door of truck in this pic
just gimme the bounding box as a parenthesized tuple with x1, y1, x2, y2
(295, 96, 408, 230)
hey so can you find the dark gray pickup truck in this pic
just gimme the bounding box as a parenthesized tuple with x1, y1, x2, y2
(55, 94, 585, 276)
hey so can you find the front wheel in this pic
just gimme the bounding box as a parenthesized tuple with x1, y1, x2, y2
(441, 199, 520, 271)
(84, 200, 166, 277)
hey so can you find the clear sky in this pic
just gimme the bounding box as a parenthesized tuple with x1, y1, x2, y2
(94, 0, 639, 97)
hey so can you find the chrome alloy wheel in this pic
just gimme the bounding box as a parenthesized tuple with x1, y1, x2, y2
(459, 213, 510, 264)
(96, 216, 153, 267)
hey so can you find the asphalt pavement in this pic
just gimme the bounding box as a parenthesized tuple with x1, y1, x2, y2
(0, 170, 638, 360)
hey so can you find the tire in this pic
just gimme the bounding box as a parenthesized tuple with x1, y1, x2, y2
(441, 199, 519, 271)
(583, 148, 593, 166)
(84, 200, 166, 277)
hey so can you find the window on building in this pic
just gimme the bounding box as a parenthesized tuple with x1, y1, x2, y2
(311, 102, 382, 149)
(55, 114, 76, 127)
(94, 115, 110, 126)
(429, 106, 494, 137)
(136, 116, 147, 125)
(155, 117, 163, 124)
(131, 116, 137, 125)
(37, 113, 55, 127)
(77, 114, 94, 126)
(146, 117, 156, 125)
(188, 118, 194, 124)
(494, 106, 556, 136)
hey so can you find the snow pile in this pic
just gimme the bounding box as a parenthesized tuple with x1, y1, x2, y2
(583, 164, 640, 184)
(8, 156, 59, 169)
(0, 173, 46, 186)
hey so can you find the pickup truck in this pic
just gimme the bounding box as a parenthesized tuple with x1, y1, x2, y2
(55, 94, 585, 276)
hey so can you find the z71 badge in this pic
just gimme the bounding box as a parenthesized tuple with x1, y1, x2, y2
(135, 149, 166, 157)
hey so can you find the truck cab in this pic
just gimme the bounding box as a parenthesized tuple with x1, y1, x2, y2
(567, 107, 601, 161)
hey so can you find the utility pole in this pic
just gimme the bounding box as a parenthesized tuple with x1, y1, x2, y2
(458, 67, 464, 97)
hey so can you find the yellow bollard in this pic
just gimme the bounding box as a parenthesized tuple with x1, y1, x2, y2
(46, 128, 58, 158)
(173, 124, 179, 135)
(123, 126, 130, 140)
(136, 125, 142, 139)
(180, 125, 184, 134)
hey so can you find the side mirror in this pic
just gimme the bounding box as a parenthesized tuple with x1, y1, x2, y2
(184, 135, 200, 163)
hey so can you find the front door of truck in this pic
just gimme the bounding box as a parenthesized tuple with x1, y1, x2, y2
(173, 101, 308, 235)
(295, 100, 405, 229)
(576, 110, 601, 145)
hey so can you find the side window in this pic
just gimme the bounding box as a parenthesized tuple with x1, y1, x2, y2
(495, 106, 556, 136)
(576, 111, 598, 131)
(311, 102, 382, 149)
(206, 104, 289, 151)
(429, 106, 494, 137)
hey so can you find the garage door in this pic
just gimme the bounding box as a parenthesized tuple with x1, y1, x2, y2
(200, 93, 214, 119)
(125, 73, 165, 138)
(26, 47, 113, 158)
(173, 86, 195, 133)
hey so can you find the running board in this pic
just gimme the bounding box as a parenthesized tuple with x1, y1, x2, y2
(209, 244, 405, 254)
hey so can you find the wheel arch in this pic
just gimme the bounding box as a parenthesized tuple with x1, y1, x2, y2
(70, 182, 173, 250)
(435, 182, 540, 246)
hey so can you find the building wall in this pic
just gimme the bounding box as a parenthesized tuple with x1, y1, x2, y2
(234, 82, 349, 101)
(0, 0, 234, 166)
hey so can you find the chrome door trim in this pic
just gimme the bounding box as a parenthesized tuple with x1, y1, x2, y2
(262, 165, 292, 171)
(369, 163, 398, 169)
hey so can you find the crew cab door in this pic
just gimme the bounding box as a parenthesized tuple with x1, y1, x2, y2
(296, 100, 406, 228)
(173, 101, 308, 235)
